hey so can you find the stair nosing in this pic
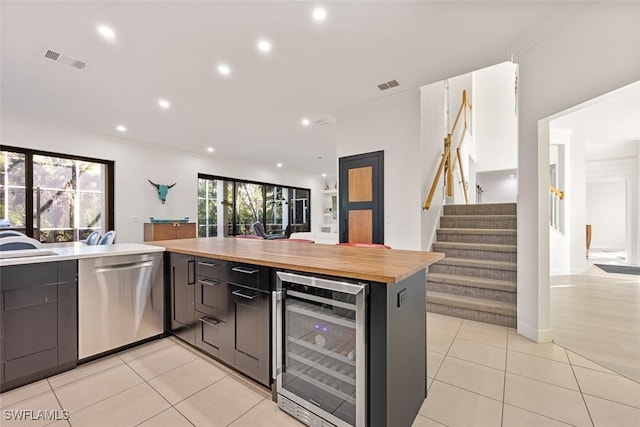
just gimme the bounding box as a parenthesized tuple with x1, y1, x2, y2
(432, 242, 517, 253)
(437, 228, 517, 234)
(427, 273, 516, 291)
(433, 257, 517, 271)
(427, 291, 517, 315)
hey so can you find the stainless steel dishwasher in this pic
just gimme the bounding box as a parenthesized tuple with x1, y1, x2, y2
(78, 252, 163, 359)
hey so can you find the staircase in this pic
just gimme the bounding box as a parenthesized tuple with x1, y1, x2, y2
(427, 203, 517, 328)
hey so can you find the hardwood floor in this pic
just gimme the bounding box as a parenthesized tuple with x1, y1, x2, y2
(551, 266, 640, 383)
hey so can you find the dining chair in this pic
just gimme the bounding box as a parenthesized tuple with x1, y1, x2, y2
(97, 230, 116, 245)
(85, 230, 101, 245)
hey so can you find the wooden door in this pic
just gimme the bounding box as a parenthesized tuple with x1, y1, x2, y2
(339, 151, 384, 244)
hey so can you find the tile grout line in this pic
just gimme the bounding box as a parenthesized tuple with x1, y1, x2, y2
(500, 330, 509, 427)
(224, 396, 268, 426)
(565, 347, 595, 427)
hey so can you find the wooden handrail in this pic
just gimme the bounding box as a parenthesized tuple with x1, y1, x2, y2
(549, 185, 564, 200)
(424, 90, 472, 209)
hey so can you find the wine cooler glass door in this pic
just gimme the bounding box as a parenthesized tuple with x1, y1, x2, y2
(275, 272, 366, 427)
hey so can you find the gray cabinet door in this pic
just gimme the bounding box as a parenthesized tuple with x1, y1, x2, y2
(170, 253, 196, 345)
(231, 285, 270, 386)
(1, 260, 77, 391)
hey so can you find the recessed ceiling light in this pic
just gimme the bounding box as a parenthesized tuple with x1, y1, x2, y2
(97, 25, 115, 39)
(509, 174, 516, 178)
(257, 40, 271, 52)
(218, 64, 231, 75)
(301, 118, 310, 126)
(322, 173, 327, 178)
(313, 7, 327, 21)
(158, 99, 170, 109)
(277, 163, 283, 168)
(116, 125, 127, 132)
(207, 147, 214, 153)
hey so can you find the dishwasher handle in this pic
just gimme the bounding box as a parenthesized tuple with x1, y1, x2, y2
(95, 260, 153, 273)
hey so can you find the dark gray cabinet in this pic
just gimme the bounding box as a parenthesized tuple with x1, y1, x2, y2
(170, 253, 196, 346)
(0, 261, 77, 392)
(195, 257, 232, 364)
(230, 283, 270, 386)
(169, 253, 272, 387)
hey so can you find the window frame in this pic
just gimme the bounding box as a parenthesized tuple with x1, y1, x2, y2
(0, 145, 115, 240)
(197, 173, 311, 237)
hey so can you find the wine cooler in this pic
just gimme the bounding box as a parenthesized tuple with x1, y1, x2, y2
(273, 272, 366, 427)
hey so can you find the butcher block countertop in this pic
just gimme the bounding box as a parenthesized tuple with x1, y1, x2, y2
(151, 237, 444, 284)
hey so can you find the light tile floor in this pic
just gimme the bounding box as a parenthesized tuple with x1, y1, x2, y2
(1, 315, 639, 427)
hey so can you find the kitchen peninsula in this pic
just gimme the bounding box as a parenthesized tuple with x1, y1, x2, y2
(153, 237, 443, 427)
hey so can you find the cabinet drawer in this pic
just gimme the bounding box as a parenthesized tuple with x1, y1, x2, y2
(3, 301, 58, 361)
(4, 285, 58, 310)
(195, 278, 227, 318)
(227, 263, 270, 292)
(196, 313, 230, 360)
(195, 258, 226, 281)
(0, 263, 58, 291)
(3, 348, 58, 383)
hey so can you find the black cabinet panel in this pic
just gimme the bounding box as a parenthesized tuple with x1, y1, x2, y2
(195, 258, 226, 281)
(227, 263, 270, 292)
(4, 298, 58, 360)
(168, 252, 272, 387)
(1, 261, 78, 392)
(4, 348, 58, 383)
(170, 253, 196, 346)
(231, 285, 270, 386)
(196, 278, 227, 319)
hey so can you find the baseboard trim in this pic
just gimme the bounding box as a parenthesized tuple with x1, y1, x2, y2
(517, 322, 554, 343)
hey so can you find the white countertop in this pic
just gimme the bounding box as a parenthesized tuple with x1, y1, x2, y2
(0, 243, 165, 267)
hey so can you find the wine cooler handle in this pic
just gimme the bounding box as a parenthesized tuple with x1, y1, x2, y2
(272, 290, 281, 380)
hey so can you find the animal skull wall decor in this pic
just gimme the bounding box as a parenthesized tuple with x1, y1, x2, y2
(148, 180, 176, 204)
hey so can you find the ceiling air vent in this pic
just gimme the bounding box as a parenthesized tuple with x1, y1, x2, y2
(314, 119, 331, 127)
(377, 79, 400, 91)
(44, 50, 60, 60)
(43, 49, 87, 70)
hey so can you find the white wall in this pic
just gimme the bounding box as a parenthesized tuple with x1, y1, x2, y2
(420, 81, 447, 250)
(586, 180, 626, 249)
(335, 90, 422, 250)
(586, 156, 638, 263)
(447, 73, 474, 205)
(476, 170, 517, 204)
(517, 1, 640, 341)
(474, 62, 518, 172)
(1, 118, 323, 243)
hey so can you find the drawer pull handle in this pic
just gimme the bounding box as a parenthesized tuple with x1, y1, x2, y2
(198, 279, 219, 287)
(231, 266, 259, 275)
(198, 262, 218, 267)
(232, 290, 258, 300)
(200, 316, 221, 327)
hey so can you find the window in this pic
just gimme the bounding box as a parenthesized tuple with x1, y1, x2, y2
(197, 174, 310, 237)
(0, 146, 114, 242)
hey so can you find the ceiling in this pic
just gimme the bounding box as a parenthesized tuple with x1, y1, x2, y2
(1, 1, 572, 176)
(551, 80, 640, 149)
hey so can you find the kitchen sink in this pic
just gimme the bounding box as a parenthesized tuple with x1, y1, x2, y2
(0, 249, 59, 259)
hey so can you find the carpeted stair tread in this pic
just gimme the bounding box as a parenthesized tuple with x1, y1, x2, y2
(432, 241, 517, 253)
(427, 291, 517, 317)
(444, 203, 517, 216)
(437, 228, 516, 236)
(435, 257, 517, 272)
(427, 273, 516, 292)
(440, 215, 516, 229)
